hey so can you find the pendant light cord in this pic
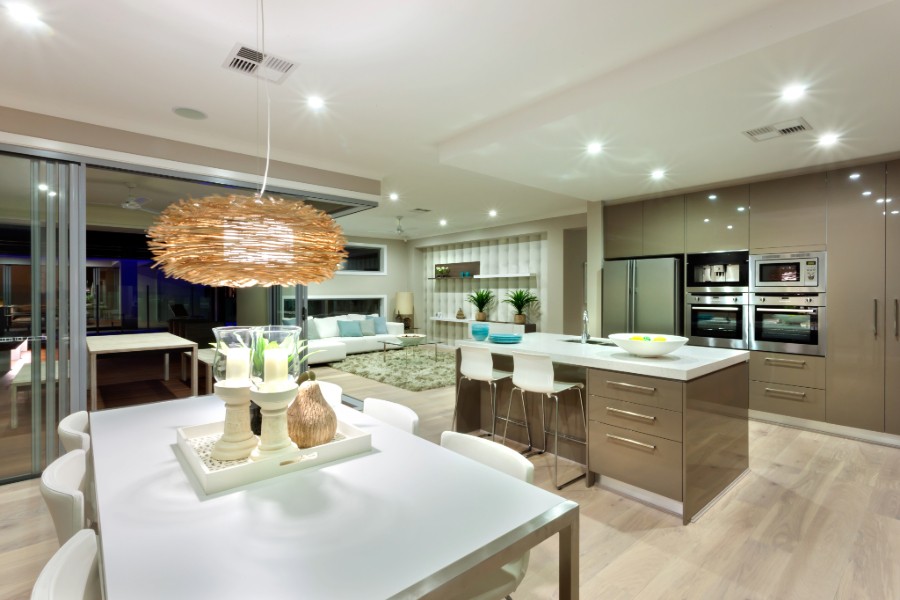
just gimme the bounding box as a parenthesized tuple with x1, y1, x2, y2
(257, 0, 272, 198)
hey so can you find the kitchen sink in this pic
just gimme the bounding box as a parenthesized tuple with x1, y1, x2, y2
(562, 338, 616, 346)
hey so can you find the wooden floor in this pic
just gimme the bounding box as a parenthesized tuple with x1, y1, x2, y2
(2, 356, 899, 599)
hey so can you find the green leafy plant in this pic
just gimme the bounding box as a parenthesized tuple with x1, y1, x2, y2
(466, 289, 495, 313)
(502, 289, 539, 315)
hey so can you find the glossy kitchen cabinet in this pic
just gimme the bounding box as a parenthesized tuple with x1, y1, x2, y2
(603, 202, 643, 258)
(684, 185, 749, 253)
(749, 172, 827, 252)
(642, 195, 684, 256)
(825, 163, 886, 432)
(885, 160, 900, 435)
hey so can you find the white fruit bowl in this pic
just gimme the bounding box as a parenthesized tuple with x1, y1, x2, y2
(608, 333, 689, 357)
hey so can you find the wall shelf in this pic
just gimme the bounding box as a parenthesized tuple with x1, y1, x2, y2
(429, 273, 535, 280)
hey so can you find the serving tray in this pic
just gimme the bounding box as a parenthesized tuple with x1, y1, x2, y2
(176, 420, 372, 494)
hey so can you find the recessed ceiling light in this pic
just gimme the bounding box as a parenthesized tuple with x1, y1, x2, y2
(7, 3, 41, 26)
(737, 207, 745, 212)
(863, 191, 872, 196)
(849, 173, 861, 180)
(780, 84, 807, 102)
(651, 169, 665, 180)
(727, 225, 734, 230)
(488, 209, 497, 217)
(439, 219, 447, 226)
(307, 96, 325, 110)
(173, 107, 208, 120)
(708, 194, 717, 200)
(703, 218, 710, 223)
(388, 193, 399, 201)
(586, 142, 603, 155)
(818, 133, 839, 146)
(37, 183, 48, 191)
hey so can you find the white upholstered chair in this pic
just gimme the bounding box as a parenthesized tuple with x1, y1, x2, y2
(503, 351, 587, 490)
(363, 398, 419, 435)
(452, 345, 512, 439)
(40, 449, 88, 546)
(58, 411, 90, 452)
(30, 529, 101, 600)
(440, 431, 534, 600)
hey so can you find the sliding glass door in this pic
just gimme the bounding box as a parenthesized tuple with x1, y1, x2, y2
(0, 152, 83, 483)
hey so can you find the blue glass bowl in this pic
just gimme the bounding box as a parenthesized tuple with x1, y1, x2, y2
(471, 323, 489, 341)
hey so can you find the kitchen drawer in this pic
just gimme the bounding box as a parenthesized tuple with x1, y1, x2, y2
(589, 422, 683, 501)
(750, 352, 825, 389)
(750, 380, 825, 421)
(588, 396, 683, 442)
(588, 369, 683, 412)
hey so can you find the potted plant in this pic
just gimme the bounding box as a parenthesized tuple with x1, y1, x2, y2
(466, 289, 495, 321)
(503, 289, 538, 324)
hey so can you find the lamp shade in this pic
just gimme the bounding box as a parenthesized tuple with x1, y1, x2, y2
(396, 292, 414, 315)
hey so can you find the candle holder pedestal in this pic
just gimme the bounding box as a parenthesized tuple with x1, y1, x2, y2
(250, 384, 299, 461)
(210, 382, 259, 461)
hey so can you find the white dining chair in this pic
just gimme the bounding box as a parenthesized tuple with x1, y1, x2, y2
(440, 431, 533, 600)
(31, 529, 101, 600)
(363, 397, 419, 435)
(502, 351, 587, 490)
(40, 449, 88, 546)
(452, 345, 512, 439)
(58, 411, 90, 452)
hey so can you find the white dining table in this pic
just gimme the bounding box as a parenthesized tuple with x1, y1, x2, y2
(86, 332, 198, 411)
(89, 394, 580, 599)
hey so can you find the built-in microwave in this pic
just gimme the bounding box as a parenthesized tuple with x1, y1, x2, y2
(751, 251, 826, 294)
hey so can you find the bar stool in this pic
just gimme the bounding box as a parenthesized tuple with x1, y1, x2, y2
(452, 345, 512, 439)
(501, 351, 587, 489)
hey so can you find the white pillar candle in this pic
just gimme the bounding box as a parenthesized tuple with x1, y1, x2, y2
(264, 348, 288, 383)
(225, 347, 251, 382)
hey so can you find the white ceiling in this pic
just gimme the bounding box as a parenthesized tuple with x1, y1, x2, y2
(2, 0, 900, 239)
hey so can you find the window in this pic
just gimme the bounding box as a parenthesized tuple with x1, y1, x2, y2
(338, 243, 386, 274)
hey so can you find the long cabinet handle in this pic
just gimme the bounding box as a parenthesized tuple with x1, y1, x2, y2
(606, 406, 656, 422)
(764, 387, 807, 400)
(895, 298, 898, 339)
(874, 299, 879, 338)
(755, 308, 815, 314)
(764, 357, 807, 368)
(607, 380, 656, 394)
(690, 306, 739, 312)
(606, 433, 656, 451)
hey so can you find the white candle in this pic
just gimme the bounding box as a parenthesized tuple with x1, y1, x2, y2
(264, 348, 288, 383)
(225, 347, 251, 382)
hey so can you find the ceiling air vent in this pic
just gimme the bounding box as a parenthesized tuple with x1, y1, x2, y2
(743, 118, 813, 142)
(223, 43, 296, 84)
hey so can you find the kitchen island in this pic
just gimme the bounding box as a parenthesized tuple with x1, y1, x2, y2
(456, 333, 750, 524)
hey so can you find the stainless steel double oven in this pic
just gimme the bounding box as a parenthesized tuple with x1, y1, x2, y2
(685, 251, 750, 349)
(748, 251, 826, 356)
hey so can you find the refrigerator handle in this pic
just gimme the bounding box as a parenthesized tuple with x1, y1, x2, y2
(628, 260, 636, 331)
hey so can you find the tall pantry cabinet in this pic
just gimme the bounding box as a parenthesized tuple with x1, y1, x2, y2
(826, 162, 900, 434)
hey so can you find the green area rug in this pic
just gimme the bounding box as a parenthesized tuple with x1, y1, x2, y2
(330, 347, 456, 392)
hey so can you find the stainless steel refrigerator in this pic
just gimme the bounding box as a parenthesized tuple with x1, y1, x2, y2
(601, 257, 681, 336)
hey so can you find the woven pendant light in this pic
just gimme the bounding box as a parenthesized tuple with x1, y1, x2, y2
(147, 194, 347, 287)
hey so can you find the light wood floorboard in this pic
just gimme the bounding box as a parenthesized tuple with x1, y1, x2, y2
(3, 358, 899, 599)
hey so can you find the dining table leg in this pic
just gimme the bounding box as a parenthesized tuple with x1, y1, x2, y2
(559, 509, 580, 600)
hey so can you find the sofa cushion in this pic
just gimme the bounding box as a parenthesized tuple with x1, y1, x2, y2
(358, 319, 376, 336)
(346, 314, 367, 321)
(306, 319, 320, 340)
(367, 315, 389, 335)
(337, 320, 363, 337)
(315, 316, 340, 338)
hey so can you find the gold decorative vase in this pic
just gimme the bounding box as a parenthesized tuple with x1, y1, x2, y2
(287, 381, 338, 449)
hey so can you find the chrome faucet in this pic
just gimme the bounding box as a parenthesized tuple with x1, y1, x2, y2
(580, 307, 590, 343)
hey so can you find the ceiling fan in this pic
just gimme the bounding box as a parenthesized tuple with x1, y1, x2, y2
(121, 183, 160, 214)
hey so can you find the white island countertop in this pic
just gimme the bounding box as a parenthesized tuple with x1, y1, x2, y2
(457, 332, 748, 381)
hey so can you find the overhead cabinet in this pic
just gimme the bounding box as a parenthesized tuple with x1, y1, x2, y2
(603, 195, 684, 259)
(603, 202, 643, 259)
(684, 185, 749, 253)
(749, 172, 827, 252)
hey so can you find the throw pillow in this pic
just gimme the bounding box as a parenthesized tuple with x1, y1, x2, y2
(306, 318, 320, 340)
(337, 320, 363, 337)
(358, 319, 376, 336)
(315, 316, 340, 338)
(367, 315, 389, 334)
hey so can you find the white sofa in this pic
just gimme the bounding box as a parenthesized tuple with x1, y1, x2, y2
(305, 314, 404, 365)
